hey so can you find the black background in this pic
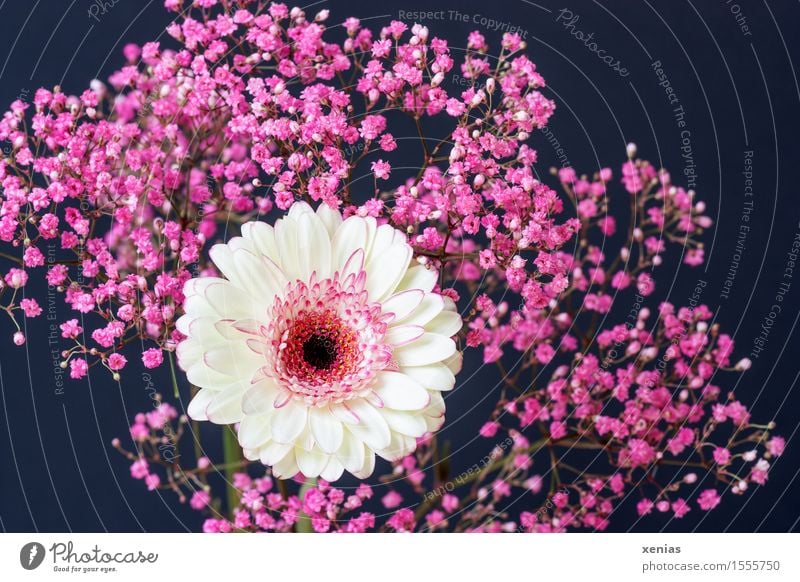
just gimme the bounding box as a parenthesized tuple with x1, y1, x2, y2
(1, 0, 799, 532)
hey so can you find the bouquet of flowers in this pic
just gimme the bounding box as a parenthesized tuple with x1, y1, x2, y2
(0, 0, 783, 532)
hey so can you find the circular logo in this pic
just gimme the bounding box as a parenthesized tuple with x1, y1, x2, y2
(19, 542, 45, 570)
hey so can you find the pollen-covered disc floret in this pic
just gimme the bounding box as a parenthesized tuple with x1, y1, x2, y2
(176, 202, 462, 480)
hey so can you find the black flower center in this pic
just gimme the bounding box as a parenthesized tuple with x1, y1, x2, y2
(302, 333, 338, 370)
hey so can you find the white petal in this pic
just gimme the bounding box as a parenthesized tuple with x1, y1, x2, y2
(401, 363, 456, 391)
(242, 221, 281, 264)
(330, 403, 360, 424)
(185, 361, 234, 388)
(175, 338, 203, 368)
(206, 386, 248, 424)
(316, 203, 343, 239)
(336, 431, 366, 473)
(258, 440, 293, 465)
(227, 318, 263, 336)
(331, 216, 371, 271)
(444, 350, 463, 375)
(295, 423, 316, 451)
(396, 293, 444, 326)
(204, 281, 259, 319)
(442, 295, 458, 312)
(241, 380, 280, 415)
(296, 210, 332, 280)
(309, 407, 344, 454)
(274, 216, 303, 282)
(203, 343, 262, 377)
(382, 289, 424, 321)
(270, 400, 308, 444)
(185, 317, 228, 345)
(366, 224, 405, 268)
(394, 333, 456, 367)
(384, 324, 425, 347)
(214, 319, 250, 341)
(339, 248, 365, 281)
(320, 457, 345, 481)
(344, 399, 391, 450)
(365, 243, 411, 302)
(425, 391, 446, 419)
(377, 432, 416, 461)
(272, 449, 299, 479)
(232, 248, 287, 299)
(183, 276, 217, 298)
(379, 408, 428, 437)
(373, 371, 430, 410)
(181, 294, 217, 318)
(287, 200, 314, 219)
(175, 313, 197, 337)
(423, 392, 445, 432)
(296, 447, 330, 477)
(396, 264, 437, 293)
(238, 413, 272, 448)
(187, 389, 215, 421)
(351, 447, 375, 479)
(227, 235, 258, 255)
(426, 310, 462, 337)
(209, 244, 245, 288)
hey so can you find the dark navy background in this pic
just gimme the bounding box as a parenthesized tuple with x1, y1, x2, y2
(1, 0, 798, 532)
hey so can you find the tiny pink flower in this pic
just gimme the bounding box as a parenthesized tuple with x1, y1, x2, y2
(697, 489, 721, 511)
(479, 421, 500, 438)
(142, 348, 164, 369)
(713, 447, 731, 465)
(145, 473, 161, 491)
(381, 491, 403, 509)
(108, 353, 127, 371)
(671, 498, 691, 518)
(130, 459, 149, 479)
(70, 358, 88, 379)
(190, 490, 211, 510)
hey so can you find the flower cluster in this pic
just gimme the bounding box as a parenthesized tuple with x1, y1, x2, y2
(0, 0, 783, 532)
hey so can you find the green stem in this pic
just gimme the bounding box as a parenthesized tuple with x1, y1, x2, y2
(167, 351, 180, 399)
(222, 426, 243, 518)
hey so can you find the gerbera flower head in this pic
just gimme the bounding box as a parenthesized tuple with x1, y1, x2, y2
(176, 202, 462, 480)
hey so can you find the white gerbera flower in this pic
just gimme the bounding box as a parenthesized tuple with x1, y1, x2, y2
(176, 202, 462, 480)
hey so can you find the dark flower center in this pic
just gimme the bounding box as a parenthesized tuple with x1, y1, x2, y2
(280, 308, 362, 389)
(302, 333, 338, 370)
